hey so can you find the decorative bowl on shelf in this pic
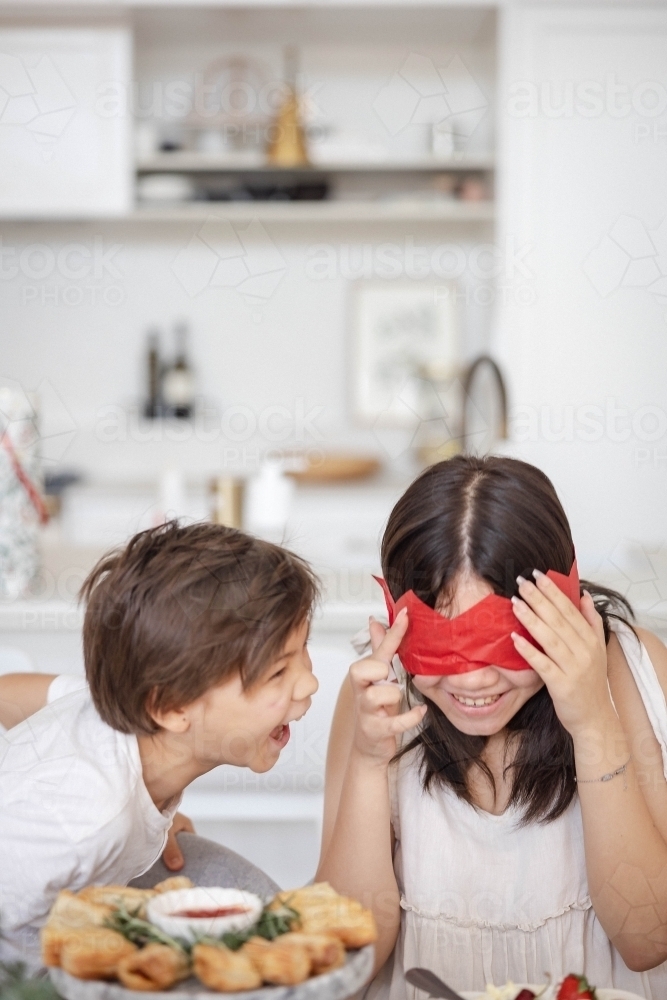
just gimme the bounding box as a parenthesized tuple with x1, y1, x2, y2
(137, 174, 195, 203)
(284, 453, 382, 484)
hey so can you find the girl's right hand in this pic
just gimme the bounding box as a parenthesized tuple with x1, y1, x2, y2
(349, 609, 428, 766)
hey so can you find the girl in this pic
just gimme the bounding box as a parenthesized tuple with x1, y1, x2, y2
(318, 456, 667, 999)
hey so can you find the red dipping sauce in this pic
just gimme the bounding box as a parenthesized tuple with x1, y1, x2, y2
(171, 906, 251, 919)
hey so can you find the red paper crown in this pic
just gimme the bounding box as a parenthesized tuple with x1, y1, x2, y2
(374, 560, 580, 675)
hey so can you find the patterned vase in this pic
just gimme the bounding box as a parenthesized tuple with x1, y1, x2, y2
(0, 387, 42, 600)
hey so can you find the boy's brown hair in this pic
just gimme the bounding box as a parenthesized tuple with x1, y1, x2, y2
(80, 522, 319, 734)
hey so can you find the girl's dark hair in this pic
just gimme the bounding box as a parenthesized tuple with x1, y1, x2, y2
(382, 455, 632, 824)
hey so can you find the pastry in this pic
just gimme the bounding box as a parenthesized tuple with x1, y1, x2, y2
(78, 885, 156, 917)
(117, 943, 190, 992)
(193, 943, 262, 992)
(242, 936, 311, 986)
(59, 926, 137, 980)
(152, 876, 194, 894)
(48, 890, 113, 928)
(271, 882, 378, 948)
(41, 921, 80, 967)
(280, 931, 346, 974)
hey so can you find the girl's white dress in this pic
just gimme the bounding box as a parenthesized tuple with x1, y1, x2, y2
(364, 623, 667, 999)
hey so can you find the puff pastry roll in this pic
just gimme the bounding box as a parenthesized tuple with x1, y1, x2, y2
(48, 890, 113, 929)
(41, 921, 79, 968)
(59, 927, 137, 980)
(77, 885, 156, 918)
(279, 931, 346, 974)
(152, 876, 194, 893)
(241, 936, 311, 986)
(193, 943, 262, 992)
(117, 943, 190, 992)
(271, 882, 378, 948)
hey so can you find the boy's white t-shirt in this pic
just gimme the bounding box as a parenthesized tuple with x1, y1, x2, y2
(0, 675, 181, 967)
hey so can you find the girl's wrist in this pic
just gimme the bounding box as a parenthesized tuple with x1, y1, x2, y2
(571, 706, 630, 775)
(349, 744, 392, 775)
(569, 701, 620, 741)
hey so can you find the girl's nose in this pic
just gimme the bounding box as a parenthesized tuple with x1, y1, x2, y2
(451, 665, 501, 690)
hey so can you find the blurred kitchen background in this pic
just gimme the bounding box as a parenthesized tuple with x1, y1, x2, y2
(1, 0, 667, 887)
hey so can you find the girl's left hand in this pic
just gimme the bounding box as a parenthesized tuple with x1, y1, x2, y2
(510, 572, 613, 738)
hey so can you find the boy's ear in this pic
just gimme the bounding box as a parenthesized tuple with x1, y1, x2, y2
(145, 687, 191, 733)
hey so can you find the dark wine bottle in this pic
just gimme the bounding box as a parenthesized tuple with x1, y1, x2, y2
(162, 322, 195, 419)
(143, 329, 162, 419)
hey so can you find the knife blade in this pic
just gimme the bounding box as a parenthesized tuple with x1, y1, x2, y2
(405, 967, 467, 1000)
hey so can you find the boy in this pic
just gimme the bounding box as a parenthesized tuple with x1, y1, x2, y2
(0, 522, 319, 967)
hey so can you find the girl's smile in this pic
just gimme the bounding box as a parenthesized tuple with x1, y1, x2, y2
(448, 690, 507, 711)
(415, 669, 543, 735)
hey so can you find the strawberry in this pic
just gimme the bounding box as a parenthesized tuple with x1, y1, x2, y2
(556, 973, 596, 999)
(514, 991, 536, 1000)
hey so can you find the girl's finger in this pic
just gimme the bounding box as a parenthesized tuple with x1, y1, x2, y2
(530, 571, 595, 645)
(363, 682, 403, 713)
(388, 703, 427, 736)
(512, 597, 575, 668)
(350, 659, 394, 687)
(579, 590, 606, 646)
(369, 617, 387, 655)
(511, 631, 561, 678)
(515, 578, 583, 655)
(373, 608, 409, 665)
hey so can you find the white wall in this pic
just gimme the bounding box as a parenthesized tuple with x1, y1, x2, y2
(494, 5, 667, 571)
(1, 219, 494, 480)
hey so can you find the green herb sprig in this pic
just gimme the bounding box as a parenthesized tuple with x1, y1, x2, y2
(218, 903, 299, 951)
(105, 901, 299, 957)
(104, 905, 189, 953)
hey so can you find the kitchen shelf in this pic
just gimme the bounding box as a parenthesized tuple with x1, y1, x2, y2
(136, 153, 495, 173)
(3, 1, 496, 11)
(131, 199, 494, 222)
(0, 200, 493, 223)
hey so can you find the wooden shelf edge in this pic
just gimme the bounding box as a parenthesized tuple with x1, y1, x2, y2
(136, 155, 495, 173)
(0, 201, 494, 223)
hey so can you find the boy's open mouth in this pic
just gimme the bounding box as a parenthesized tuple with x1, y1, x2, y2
(268, 723, 291, 749)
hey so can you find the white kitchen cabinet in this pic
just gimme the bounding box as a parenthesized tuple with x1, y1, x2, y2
(0, 28, 132, 217)
(495, 5, 667, 567)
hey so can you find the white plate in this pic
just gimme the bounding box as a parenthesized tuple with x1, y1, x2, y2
(49, 944, 374, 1000)
(461, 988, 646, 1000)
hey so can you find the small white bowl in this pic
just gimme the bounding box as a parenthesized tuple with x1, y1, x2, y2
(147, 887, 263, 944)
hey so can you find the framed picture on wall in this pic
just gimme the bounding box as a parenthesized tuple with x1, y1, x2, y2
(351, 281, 460, 426)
